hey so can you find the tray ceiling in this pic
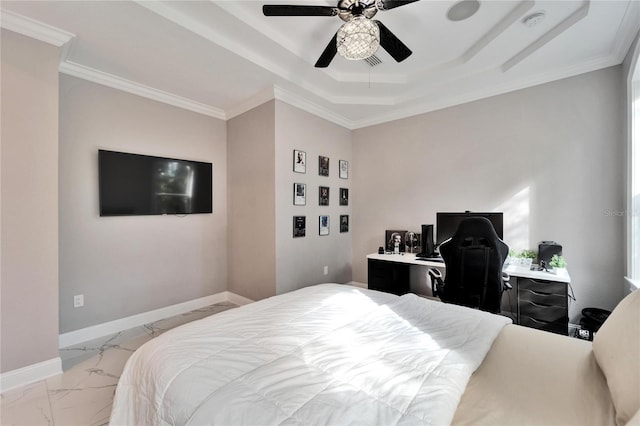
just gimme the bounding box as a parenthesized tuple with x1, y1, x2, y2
(1, 0, 639, 128)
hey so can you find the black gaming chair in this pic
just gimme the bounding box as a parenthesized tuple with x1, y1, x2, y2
(429, 217, 510, 314)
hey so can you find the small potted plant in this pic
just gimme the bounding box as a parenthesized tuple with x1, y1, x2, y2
(509, 249, 536, 267)
(548, 254, 567, 269)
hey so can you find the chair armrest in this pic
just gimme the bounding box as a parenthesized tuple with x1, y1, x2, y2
(502, 272, 512, 290)
(428, 268, 444, 297)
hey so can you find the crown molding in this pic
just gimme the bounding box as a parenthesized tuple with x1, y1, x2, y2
(351, 52, 622, 129)
(225, 84, 356, 129)
(0, 8, 74, 46)
(610, 0, 640, 64)
(225, 86, 276, 120)
(274, 86, 355, 129)
(59, 61, 226, 120)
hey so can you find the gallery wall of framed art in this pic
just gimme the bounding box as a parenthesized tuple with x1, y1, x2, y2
(290, 149, 351, 238)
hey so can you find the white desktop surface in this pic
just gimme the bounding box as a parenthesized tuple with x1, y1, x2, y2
(367, 253, 571, 283)
(367, 252, 445, 268)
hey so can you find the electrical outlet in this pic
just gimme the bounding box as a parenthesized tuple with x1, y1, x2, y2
(323, 266, 329, 275)
(73, 294, 84, 308)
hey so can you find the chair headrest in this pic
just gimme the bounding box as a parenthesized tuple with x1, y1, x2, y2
(450, 217, 501, 245)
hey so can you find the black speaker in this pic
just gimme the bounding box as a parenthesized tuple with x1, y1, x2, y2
(419, 224, 435, 257)
(538, 241, 562, 264)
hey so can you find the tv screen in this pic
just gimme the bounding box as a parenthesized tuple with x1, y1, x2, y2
(436, 211, 503, 246)
(99, 150, 212, 216)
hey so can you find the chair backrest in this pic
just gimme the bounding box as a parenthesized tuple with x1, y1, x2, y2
(439, 216, 509, 313)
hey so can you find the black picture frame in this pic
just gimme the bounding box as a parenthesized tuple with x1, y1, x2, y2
(339, 160, 348, 179)
(339, 188, 348, 206)
(319, 215, 330, 235)
(293, 216, 306, 237)
(340, 215, 349, 233)
(293, 150, 306, 173)
(319, 156, 329, 176)
(319, 186, 329, 206)
(385, 230, 408, 252)
(293, 183, 306, 206)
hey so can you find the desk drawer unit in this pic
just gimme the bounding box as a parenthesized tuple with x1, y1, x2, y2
(367, 259, 410, 295)
(516, 277, 568, 335)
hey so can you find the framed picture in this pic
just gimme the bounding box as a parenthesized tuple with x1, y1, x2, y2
(319, 215, 330, 235)
(385, 230, 408, 253)
(293, 150, 306, 173)
(319, 156, 329, 176)
(339, 188, 349, 206)
(340, 215, 349, 233)
(293, 216, 306, 237)
(293, 183, 306, 205)
(319, 186, 329, 206)
(339, 160, 349, 179)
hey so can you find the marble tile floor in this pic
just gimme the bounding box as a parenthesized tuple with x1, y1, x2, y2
(1, 302, 237, 426)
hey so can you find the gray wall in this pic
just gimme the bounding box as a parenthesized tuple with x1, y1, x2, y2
(275, 101, 352, 294)
(58, 75, 228, 333)
(353, 67, 626, 320)
(227, 100, 352, 300)
(227, 101, 277, 301)
(1, 30, 60, 372)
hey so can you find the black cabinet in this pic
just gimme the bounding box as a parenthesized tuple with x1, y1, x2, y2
(368, 259, 410, 295)
(509, 277, 569, 335)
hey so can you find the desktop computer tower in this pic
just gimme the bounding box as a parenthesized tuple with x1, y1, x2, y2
(419, 224, 435, 257)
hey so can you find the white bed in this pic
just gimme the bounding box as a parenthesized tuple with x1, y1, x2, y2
(109, 284, 640, 426)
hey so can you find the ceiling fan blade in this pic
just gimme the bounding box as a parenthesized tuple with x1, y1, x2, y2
(262, 5, 339, 17)
(315, 33, 338, 68)
(376, 0, 419, 10)
(375, 21, 412, 62)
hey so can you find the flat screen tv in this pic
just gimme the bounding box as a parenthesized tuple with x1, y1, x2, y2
(436, 211, 503, 247)
(99, 149, 212, 216)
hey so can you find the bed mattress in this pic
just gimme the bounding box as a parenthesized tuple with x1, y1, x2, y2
(110, 284, 510, 425)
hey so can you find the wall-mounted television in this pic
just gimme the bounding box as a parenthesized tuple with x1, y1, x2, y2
(98, 149, 212, 216)
(436, 211, 503, 247)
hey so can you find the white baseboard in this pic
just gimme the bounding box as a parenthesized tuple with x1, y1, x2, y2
(225, 291, 254, 306)
(0, 357, 62, 393)
(59, 291, 253, 348)
(347, 281, 368, 289)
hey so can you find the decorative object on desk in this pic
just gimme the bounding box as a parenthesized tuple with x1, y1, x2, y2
(549, 254, 567, 268)
(404, 231, 421, 254)
(340, 215, 349, 233)
(385, 230, 407, 253)
(319, 186, 329, 206)
(319, 215, 330, 235)
(293, 183, 306, 205)
(293, 149, 306, 173)
(339, 188, 349, 206)
(319, 155, 329, 176)
(293, 216, 306, 237)
(339, 160, 348, 179)
(378, 246, 384, 254)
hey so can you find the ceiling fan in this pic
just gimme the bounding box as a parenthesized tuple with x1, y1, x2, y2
(263, 0, 419, 67)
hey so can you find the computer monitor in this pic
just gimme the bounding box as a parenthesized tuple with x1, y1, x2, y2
(436, 211, 503, 247)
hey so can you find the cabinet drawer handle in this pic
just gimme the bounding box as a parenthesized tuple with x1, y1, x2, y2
(527, 279, 554, 285)
(524, 289, 553, 297)
(524, 300, 554, 308)
(524, 316, 550, 325)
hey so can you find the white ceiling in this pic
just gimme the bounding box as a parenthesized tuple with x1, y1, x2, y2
(2, 0, 639, 129)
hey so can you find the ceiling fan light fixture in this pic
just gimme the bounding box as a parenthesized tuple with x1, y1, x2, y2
(337, 16, 380, 60)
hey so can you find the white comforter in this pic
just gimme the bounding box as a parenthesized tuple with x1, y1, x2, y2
(110, 284, 510, 426)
